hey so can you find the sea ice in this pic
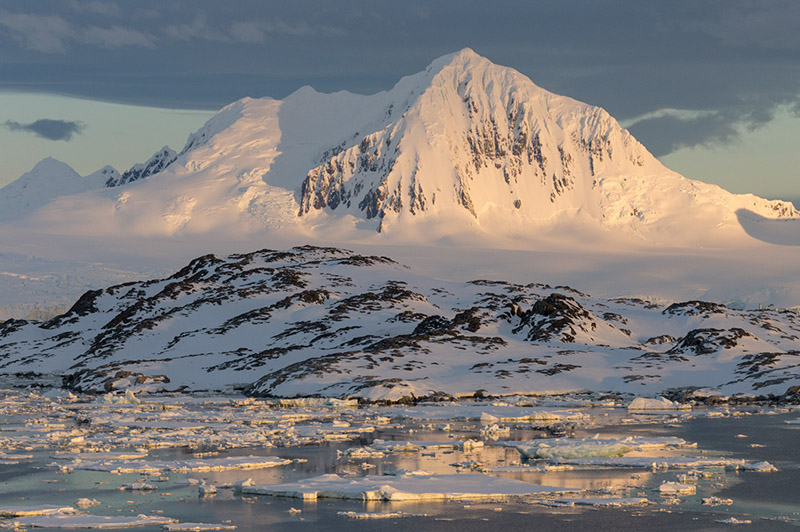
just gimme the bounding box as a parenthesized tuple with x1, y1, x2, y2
(549, 456, 746, 470)
(506, 436, 687, 459)
(337, 511, 409, 519)
(73, 455, 291, 473)
(726, 461, 777, 472)
(657, 482, 696, 495)
(0, 505, 75, 517)
(163, 524, 236, 531)
(0, 514, 176, 529)
(242, 472, 576, 501)
(628, 397, 690, 411)
(537, 497, 650, 508)
(715, 517, 752, 524)
(702, 497, 733, 506)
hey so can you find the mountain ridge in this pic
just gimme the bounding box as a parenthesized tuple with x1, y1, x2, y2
(2, 245, 798, 401)
(1, 48, 796, 241)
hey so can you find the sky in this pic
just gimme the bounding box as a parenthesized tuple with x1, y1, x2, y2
(1, 0, 799, 205)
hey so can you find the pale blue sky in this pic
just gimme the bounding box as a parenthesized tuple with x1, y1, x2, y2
(1, 1, 799, 205)
(0, 92, 213, 182)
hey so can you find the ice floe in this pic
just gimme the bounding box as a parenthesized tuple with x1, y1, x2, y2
(505, 436, 688, 459)
(0, 513, 176, 529)
(657, 482, 696, 495)
(337, 511, 411, 519)
(163, 524, 236, 531)
(549, 456, 747, 470)
(0, 505, 76, 517)
(628, 397, 691, 411)
(702, 497, 733, 505)
(535, 497, 650, 508)
(68, 456, 291, 473)
(725, 460, 777, 472)
(242, 472, 576, 501)
(716, 517, 752, 524)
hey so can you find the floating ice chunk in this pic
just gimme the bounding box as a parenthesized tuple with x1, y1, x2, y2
(231, 478, 255, 492)
(230, 397, 257, 407)
(0, 505, 75, 517)
(41, 389, 78, 401)
(507, 436, 687, 459)
(243, 473, 575, 501)
(550, 456, 744, 469)
(702, 497, 733, 506)
(338, 511, 409, 519)
(480, 413, 500, 424)
(121, 481, 156, 490)
(657, 482, 696, 495)
(101, 390, 141, 404)
(481, 424, 511, 437)
(628, 397, 690, 411)
(163, 524, 236, 531)
(287, 508, 301, 515)
(3, 513, 176, 529)
(370, 439, 481, 453)
(540, 497, 650, 508)
(54, 451, 149, 461)
(726, 461, 777, 472)
(338, 446, 385, 459)
(384, 470, 433, 477)
(716, 517, 752, 524)
(75, 498, 100, 508)
(267, 398, 358, 408)
(198, 485, 217, 496)
(484, 464, 574, 473)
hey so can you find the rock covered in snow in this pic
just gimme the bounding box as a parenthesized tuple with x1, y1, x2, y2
(2, 245, 799, 400)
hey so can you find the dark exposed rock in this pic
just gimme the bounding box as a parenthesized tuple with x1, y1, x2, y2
(510, 293, 596, 343)
(663, 300, 728, 316)
(668, 328, 752, 355)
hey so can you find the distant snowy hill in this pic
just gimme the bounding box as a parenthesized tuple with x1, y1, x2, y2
(1, 246, 798, 400)
(0, 159, 115, 221)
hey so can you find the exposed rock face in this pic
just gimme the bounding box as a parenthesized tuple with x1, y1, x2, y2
(106, 146, 177, 187)
(297, 49, 653, 225)
(0, 246, 798, 400)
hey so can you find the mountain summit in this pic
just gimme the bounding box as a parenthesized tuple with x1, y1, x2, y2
(2, 48, 797, 242)
(299, 48, 657, 230)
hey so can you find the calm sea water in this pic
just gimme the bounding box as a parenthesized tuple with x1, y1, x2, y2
(1, 408, 799, 531)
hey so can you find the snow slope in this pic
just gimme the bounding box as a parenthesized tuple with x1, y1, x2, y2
(2, 246, 798, 400)
(0, 159, 114, 221)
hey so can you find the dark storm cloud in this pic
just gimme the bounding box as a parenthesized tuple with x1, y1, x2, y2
(0, 0, 799, 155)
(3, 119, 85, 141)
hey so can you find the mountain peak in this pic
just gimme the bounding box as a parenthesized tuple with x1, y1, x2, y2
(430, 47, 487, 69)
(29, 157, 78, 176)
(1, 49, 797, 245)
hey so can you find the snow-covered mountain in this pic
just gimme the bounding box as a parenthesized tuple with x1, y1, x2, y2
(2, 246, 797, 400)
(104, 147, 176, 187)
(1, 48, 796, 240)
(0, 159, 115, 221)
(1, 48, 800, 318)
